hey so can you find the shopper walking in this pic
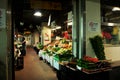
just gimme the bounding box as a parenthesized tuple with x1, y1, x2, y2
(21, 37, 26, 56)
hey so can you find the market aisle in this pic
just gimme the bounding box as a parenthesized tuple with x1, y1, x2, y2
(15, 47, 58, 80)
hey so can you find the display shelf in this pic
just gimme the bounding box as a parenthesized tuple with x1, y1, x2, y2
(81, 67, 112, 74)
(65, 65, 77, 71)
(38, 50, 43, 58)
(62, 62, 112, 74)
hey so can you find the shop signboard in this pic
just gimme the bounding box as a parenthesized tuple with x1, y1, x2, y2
(30, 0, 62, 10)
(0, 8, 6, 28)
(42, 27, 51, 45)
(44, 33, 49, 41)
(88, 21, 99, 32)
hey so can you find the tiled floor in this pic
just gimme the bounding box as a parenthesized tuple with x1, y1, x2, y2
(15, 47, 58, 80)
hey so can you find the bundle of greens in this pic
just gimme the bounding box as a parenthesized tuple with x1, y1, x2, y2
(89, 35, 106, 60)
(38, 42, 44, 50)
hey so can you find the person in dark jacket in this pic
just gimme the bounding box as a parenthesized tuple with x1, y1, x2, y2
(21, 37, 26, 56)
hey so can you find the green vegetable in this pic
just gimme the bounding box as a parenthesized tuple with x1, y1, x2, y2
(38, 42, 44, 49)
(89, 35, 106, 60)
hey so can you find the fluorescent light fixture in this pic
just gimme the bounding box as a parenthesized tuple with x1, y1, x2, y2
(51, 28, 56, 30)
(68, 22, 72, 26)
(56, 26, 61, 29)
(20, 22, 24, 26)
(107, 23, 115, 26)
(112, 7, 120, 11)
(48, 14, 51, 26)
(34, 11, 42, 17)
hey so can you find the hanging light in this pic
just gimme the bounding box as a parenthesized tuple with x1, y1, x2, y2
(20, 22, 24, 26)
(48, 14, 51, 26)
(68, 21, 72, 26)
(34, 11, 42, 17)
(112, 7, 120, 11)
(107, 23, 115, 26)
(56, 26, 61, 29)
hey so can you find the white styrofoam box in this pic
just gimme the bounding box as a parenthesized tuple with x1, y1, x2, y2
(41, 53, 46, 60)
(76, 65, 82, 70)
(45, 54, 50, 63)
(53, 59, 60, 70)
(44, 54, 47, 60)
(38, 50, 43, 57)
(49, 56, 53, 66)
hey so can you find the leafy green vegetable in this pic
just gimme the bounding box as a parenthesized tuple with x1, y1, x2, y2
(38, 42, 44, 49)
(89, 35, 106, 60)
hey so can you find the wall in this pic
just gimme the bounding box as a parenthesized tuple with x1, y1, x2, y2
(104, 46, 120, 62)
(25, 35, 32, 46)
(85, 0, 120, 62)
(42, 26, 51, 45)
(86, 0, 101, 57)
(33, 31, 40, 45)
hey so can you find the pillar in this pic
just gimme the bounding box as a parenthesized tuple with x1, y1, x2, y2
(85, 0, 101, 57)
(0, 0, 13, 80)
(72, 0, 85, 58)
(72, 0, 101, 58)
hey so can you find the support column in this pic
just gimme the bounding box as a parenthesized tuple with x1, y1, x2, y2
(72, 0, 77, 58)
(85, 0, 101, 57)
(72, 0, 85, 59)
(0, 0, 13, 80)
(72, 0, 101, 59)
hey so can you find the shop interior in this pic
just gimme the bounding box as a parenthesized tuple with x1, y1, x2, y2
(13, 0, 120, 80)
(14, 0, 73, 80)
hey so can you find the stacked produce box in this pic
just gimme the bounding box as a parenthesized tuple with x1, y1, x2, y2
(38, 39, 73, 70)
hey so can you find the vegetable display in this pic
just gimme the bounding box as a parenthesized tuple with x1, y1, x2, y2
(89, 35, 106, 60)
(77, 56, 111, 70)
(38, 42, 44, 49)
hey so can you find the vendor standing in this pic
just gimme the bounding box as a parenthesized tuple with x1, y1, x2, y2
(21, 37, 26, 56)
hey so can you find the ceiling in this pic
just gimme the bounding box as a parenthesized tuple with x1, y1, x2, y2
(12, 0, 72, 33)
(12, 0, 120, 33)
(101, 0, 120, 24)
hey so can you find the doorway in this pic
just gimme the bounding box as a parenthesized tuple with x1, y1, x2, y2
(13, 0, 73, 80)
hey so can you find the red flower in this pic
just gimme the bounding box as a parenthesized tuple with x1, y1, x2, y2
(102, 32, 112, 39)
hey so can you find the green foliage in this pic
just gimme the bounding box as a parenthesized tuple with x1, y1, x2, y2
(61, 39, 69, 44)
(42, 51, 47, 55)
(38, 42, 44, 49)
(52, 47, 61, 52)
(89, 35, 106, 60)
(77, 59, 97, 69)
(54, 53, 73, 61)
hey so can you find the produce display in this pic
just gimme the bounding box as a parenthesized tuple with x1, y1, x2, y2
(77, 56, 111, 70)
(51, 47, 61, 52)
(83, 56, 98, 63)
(38, 42, 44, 50)
(77, 57, 98, 70)
(54, 48, 73, 61)
(40, 39, 73, 62)
(39, 37, 111, 73)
